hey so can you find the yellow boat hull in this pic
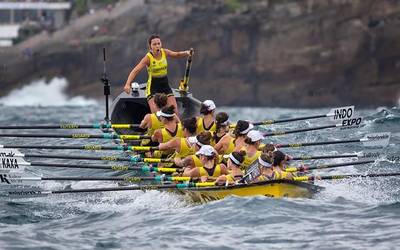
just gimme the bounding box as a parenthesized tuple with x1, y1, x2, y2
(174, 180, 323, 203)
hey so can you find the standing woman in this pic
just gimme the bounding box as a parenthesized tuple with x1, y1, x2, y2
(123, 34, 193, 113)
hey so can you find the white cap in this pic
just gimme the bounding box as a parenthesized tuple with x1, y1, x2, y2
(202, 100, 216, 111)
(196, 145, 215, 157)
(247, 130, 264, 142)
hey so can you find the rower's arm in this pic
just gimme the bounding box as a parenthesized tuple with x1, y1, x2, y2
(214, 135, 228, 154)
(124, 56, 149, 93)
(151, 129, 162, 143)
(164, 48, 191, 58)
(158, 138, 179, 151)
(140, 114, 151, 129)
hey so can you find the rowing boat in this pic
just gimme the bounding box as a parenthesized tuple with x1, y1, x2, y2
(174, 180, 324, 203)
(110, 88, 201, 135)
(109, 88, 325, 202)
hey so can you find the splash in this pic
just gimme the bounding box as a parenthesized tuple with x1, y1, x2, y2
(0, 77, 98, 107)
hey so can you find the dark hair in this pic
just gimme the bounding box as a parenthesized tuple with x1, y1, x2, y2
(244, 135, 259, 146)
(262, 143, 276, 153)
(154, 93, 168, 109)
(147, 34, 160, 47)
(196, 131, 212, 146)
(160, 105, 175, 121)
(273, 150, 286, 166)
(200, 103, 213, 115)
(230, 150, 246, 165)
(182, 117, 197, 134)
(233, 120, 250, 137)
(215, 112, 229, 129)
(260, 153, 272, 165)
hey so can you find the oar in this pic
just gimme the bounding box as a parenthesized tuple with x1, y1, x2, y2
(5, 182, 216, 198)
(0, 173, 195, 186)
(178, 48, 194, 92)
(248, 106, 355, 126)
(0, 133, 150, 140)
(294, 172, 400, 181)
(0, 148, 170, 163)
(264, 117, 363, 137)
(0, 123, 141, 130)
(290, 151, 399, 161)
(276, 132, 391, 149)
(285, 160, 375, 173)
(0, 144, 158, 151)
(0, 157, 178, 173)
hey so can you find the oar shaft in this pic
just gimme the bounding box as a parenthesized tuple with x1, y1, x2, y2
(291, 154, 358, 161)
(0, 124, 140, 129)
(277, 139, 361, 148)
(0, 133, 150, 140)
(295, 172, 400, 181)
(29, 162, 178, 173)
(286, 160, 375, 172)
(253, 114, 326, 126)
(264, 124, 336, 136)
(0, 145, 158, 151)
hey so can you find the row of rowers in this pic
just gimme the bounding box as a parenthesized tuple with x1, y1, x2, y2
(138, 94, 295, 183)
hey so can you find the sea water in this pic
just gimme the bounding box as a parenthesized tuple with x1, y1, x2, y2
(0, 81, 399, 249)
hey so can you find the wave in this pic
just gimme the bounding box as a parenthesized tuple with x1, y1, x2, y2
(0, 78, 98, 107)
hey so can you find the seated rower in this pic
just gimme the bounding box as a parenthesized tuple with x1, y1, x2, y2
(182, 145, 228, 181)
(253, 153, 290, 182)
(271, 150, 294, 179)
(241, 130, 263, 172)
(211, 112, 230, 146)
(152, 105, 184, 144)
(177, 132, 212, 168)
(215, 150, 246, 185)
(233, 120, 254, 151)
(158, 117, 197, 164)
(196, 100, 217, 134)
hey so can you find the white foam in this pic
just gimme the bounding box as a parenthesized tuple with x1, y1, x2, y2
(0, 77, 98, 106)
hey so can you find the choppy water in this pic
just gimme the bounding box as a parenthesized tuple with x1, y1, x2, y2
(0, 103, 399, 249)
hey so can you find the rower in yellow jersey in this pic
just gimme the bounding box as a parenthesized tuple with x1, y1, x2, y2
(158, 117, 197, 164)
(215, 120, 253, 156)
(177, 132, 212, 168)
(196, 100, 217, 134)
(215, 150, 246, 185)
(211, 112, 230, 146)
(151, 106, 184, 144)
(182, 145, 228, 182)
(123, 34, 193, 113)
(255, 151, 294, 181)
(241, 130, 263, 172)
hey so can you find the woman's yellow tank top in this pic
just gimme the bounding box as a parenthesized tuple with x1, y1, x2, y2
(196, 117, 216, 134)
(241, 150, 262, 171)
(161, 123, 184, 143)
(198, 164, 222, 177)
(146, 48, 168, 79)
(175, 138, 195, 158)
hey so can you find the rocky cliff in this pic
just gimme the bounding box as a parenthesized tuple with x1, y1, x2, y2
(1, 0, 399, 107)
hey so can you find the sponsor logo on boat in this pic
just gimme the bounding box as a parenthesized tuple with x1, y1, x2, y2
(1, 157, 19, 169)
(333, 107, 353, 120)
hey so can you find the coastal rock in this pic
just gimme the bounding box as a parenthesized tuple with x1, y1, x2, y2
(0, 0, 399, 107)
